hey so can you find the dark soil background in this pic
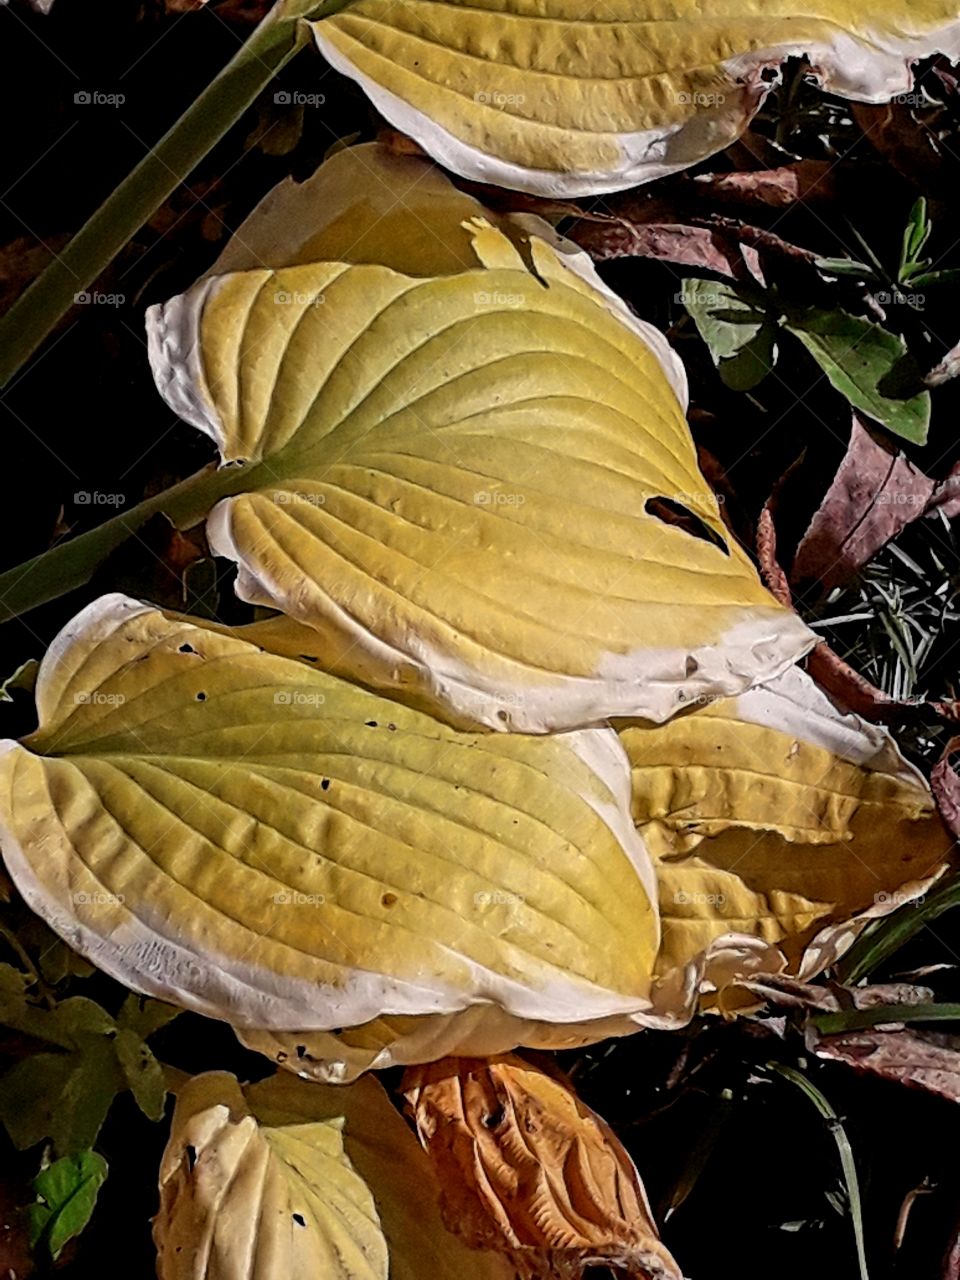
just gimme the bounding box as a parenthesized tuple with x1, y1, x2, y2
(4, 4, 960, 1278)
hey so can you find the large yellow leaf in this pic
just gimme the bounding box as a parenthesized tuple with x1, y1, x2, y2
(309, 0, 960, 194)
(0, 594, 661, 1033)
(403, 1054, 682, 1279)
(147, 154, 811, 732)
(157, 1070, 511, 1279)
(619, 666, 953, 994)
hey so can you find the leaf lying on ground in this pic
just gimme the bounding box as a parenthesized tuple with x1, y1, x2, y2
(682, 278, 777, 390)
(147, 143, 811, 732)
(155, 1071, 510, 1280)
(792, 415, 936, 590)
(403, 1054, 681, 1280)
(932, 738, 960, 837)
(783, 307, 931, 444)
(618, 665, 952, 996)
(307, 0, 960, 194)
(812, 1026, 960, 1106)
(28, 1151, 107, 1262)
(0, 594, 662, 1042)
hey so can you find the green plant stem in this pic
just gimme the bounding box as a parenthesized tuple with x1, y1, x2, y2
(0, 1, 322, 389)
(0, 463, 251, 624)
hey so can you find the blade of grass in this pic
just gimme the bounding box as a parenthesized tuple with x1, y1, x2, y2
(812, 1003, 960, 1035)
(769, 1063, 869, 1280)
(836, 873, 960, 985)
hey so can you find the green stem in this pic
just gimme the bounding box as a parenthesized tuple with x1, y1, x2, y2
(0, 463, 250, 624)
(0, 1, 329, 389)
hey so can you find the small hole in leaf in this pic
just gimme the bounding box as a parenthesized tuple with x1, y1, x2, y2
(196, 691, 207, 701)
(760, 66, 779, 84)
(296, 1044, 307, 1059)
(365, 720, 378, 728)
(644, 497, 729, 556)
(186, 1145, 197, 1171)
(179, 644, 195, 654)
(292, 1213, 306, 1228)
(483, 1107, 505, 1130)
(321, 779, 330, 791)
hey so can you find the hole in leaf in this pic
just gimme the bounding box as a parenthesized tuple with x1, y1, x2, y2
(483, 1106, 505, 1129)
(178, 643, 195, 654)
(644, 497, 729, 556)
(292, 1213, 306, 1227)
(186, 1145, 197, 1171)
(195, 691, 207, 701)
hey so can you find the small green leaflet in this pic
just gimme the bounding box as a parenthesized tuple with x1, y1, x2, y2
(681, 278, 777, 390)
(28, 1150, 108, 1261)
(0, 979, 179, 1153)
(783, 307, 931, 444)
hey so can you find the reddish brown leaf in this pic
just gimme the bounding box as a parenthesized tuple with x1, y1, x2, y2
(792, 416, 935, 590)
(814, 1027, 960, 1105)
(687, 161, 837, 209)
(932, 738, 960, 839)
(403, 1055, 681, 1280)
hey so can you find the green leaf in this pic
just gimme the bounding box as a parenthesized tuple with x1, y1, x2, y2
(815, 257, 877, 281)
(114, 1029, 168, 1122)
(783, 307, 931, 444)
(900, 197, 931, 281)
(117, 994, 181, 1041)
(837, 871, 960, 984)
(28, 1150, 107, 1261)
(682, 278, 777, 390)
(0, 993, 172, 1152)
(0, 659, 39, 704)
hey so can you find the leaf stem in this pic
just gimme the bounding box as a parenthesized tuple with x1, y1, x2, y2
(0, 0, 336, 388)
(0, 463, 251, 625)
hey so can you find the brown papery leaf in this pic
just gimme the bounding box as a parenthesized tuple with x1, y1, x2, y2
(814, 1028, 960, 1105)
(932, 739, 960, 839)
(792, 416, 935, 591)
(402, 1055, 681, 1280)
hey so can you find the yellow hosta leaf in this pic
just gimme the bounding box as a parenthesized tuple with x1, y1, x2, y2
(251, 1072, 512, 1280)
(0, 594, 660, 1033)
(156, 1072, 386, 1279)
(403, 1054, 682, 1280)
(619, 666, 952, 987)
(147, 150, 811, 732)
(309, 0, 960, 194)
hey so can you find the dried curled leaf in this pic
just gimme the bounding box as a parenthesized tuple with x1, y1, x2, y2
(308, 0, 960, 194)
(619, 665, 952, 1002)
(0, 594, 662, 1036)
(404, 1054, 681, 1279)
(146, 144, 812, 733)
